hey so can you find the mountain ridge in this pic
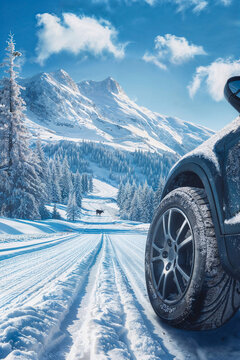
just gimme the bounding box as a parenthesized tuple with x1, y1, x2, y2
(20, 69, 214, 155)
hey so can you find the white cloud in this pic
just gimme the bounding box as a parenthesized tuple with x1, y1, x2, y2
(188, 58, 240, 101)
(218, 0, 232, 5)
(143, 34, 206, 69)
(91, 0, 232, 12)
(171, 0, 207, 13)
(36, 13, 125, 65)
(142, 53, 167, 70)
(145, 0, 157, 4)
(162, 0, 232, 10)
(192, 1, 208, 13)
(151, 0, 232, 10)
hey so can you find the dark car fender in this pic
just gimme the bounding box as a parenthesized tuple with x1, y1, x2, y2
(161, 156, 240, 279)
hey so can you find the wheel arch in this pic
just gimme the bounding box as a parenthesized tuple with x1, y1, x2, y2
(161, 162, 223, 240)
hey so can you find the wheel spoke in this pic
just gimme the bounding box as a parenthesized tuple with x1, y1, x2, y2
(162, 272, 168, 300)
(173, 269, 182, 295)
(176, 219, 187, 243)
(162, 213, 167, 238)
(152, 255, 162, 262)
(167, 209, 172, 236)
(157, 271, 165, 290)
(176, 263, 190, 282)
(152, 243, 163, 254)
(151, 207, 193, 304)
(178, 235, 192, 250)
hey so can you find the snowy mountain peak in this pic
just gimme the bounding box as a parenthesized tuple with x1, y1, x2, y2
(50, 69, 79, 92)
(22, 69, 214, 155)
(102, 76, 122, 94)
(78, 76, 123, 96)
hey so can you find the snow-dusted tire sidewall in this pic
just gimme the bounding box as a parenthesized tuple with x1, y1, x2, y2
(145, 187, 240, 330)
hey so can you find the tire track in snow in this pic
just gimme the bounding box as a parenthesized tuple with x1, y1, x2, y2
(0, 233, 80, 261)
(62, 234, 173, 360)
(63, 234, 134, 360)
(0, 235, 85, 307)
(0, 234, 103, 360)
(109, 234, 174, 360)
(0, 233, 88, 283)
(41, 233, 106, 360)
(0, 234, 96, 313)
(109, 233, 200, 360)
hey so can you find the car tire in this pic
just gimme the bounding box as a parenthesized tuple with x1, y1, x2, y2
(145, 186, 240, 330)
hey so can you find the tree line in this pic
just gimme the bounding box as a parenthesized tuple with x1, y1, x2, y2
(43, 140, 177, 191)
(0, 35, 92, 221)
(117, 179, 164, 223)
(46, 152, 93, 220)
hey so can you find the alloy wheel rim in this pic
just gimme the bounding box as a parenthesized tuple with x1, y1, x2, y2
(150, 207, 194, 304)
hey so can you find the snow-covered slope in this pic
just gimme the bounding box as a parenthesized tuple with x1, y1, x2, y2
(21, 69, 214, 155)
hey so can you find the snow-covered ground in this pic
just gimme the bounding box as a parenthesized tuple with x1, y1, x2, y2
(1, 179, 240, 360)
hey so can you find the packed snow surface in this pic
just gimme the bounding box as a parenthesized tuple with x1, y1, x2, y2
(1, 179, 240, 360)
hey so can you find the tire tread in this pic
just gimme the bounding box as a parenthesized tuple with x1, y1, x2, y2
(179, 187, 240, 330)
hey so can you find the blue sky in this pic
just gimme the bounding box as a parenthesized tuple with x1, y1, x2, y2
(0, 0, 240, 130)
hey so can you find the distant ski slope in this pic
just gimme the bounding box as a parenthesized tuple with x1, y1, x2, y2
(0, 180, 239, 360)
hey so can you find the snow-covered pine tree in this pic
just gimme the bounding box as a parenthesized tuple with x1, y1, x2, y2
(49, 161, 61, 203)
(0, 34, 45, 219)
(0, 96, 8, 172)
(119, 181, 130, 219)
(74, 171, 82, 208)
(88, 174, 93, 193)
(129, 191, 142, 221)
(54, 154, 62, 180)
(137, 183, 154, 223)
(137, 185, 143, 219)
(36, 137, 50, 218)
(60, 156, 73, 204)
(146, 187, 154, 222)
(46, 161, 53, 200)
(117, 180, 155, 223)
(71, 172, 75, 188)
(67, 191, 80, 221)
(36, 137, 47, 184)
(51, 203, 61, 219)
(122, 182, 137, 217)
(121, 181, 131, 205)
(154, 177, 164, 211)
(117, 181, 124, 207)
(81, 173, 88, 194)
(141, 182, 151, 223)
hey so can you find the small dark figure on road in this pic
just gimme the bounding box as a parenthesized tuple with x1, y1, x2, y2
(96, 209, 104, 216)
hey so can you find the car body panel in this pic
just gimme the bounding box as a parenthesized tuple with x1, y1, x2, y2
(161, 116, 240, 279)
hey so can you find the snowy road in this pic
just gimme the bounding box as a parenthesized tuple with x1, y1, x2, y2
(1, 180, 240, 360)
